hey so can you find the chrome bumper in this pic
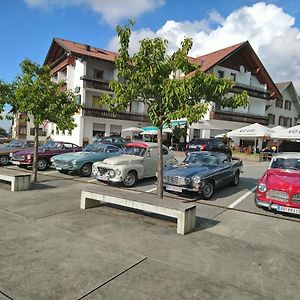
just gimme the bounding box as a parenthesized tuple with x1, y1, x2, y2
(255, 197, 279, 210)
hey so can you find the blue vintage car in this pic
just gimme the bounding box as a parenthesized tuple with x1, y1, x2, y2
(51, 143, 122, 177)
(163, 151, 243, 199)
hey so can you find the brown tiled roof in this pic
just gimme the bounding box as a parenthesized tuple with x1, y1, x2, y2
(55, 38, 118, 62)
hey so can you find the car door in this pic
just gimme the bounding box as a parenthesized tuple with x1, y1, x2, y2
(143, 147, 158, 177)
(218, 154, 233, 185)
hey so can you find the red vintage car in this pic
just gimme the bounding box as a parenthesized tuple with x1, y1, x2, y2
(255, 152, 300, 215)
(11, 141, 81, 171)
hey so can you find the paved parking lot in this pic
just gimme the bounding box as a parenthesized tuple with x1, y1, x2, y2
(0, 155, 300, 299)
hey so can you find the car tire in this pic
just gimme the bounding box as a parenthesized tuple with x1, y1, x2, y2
(122, 171, 137, 187)
(37, 158, 48, 171)
(202, 181, 215, 200)
(231, 171, 240, 186)
(80, 163, 92, 177)
(0, 155, 9, 166)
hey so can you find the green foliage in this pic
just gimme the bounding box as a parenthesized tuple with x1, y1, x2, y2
(99, 22, 248, 129)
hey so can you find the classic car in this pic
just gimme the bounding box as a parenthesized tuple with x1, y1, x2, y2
(255, 152, 300, 215)
(0, 140, 35, 166)
(0, 135, 11, 144)
(92, 142, 177, 187)
(51, 143, 122, 176)
(163, 151, 243, 199)
(10, 141, 81, 171)
(94, 136, 128, 148)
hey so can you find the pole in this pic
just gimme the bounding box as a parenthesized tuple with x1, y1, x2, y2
(32, 124, 39, 182)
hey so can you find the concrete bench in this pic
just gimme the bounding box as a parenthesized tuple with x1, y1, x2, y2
(81, 187, 196, 235)
(0, 169, 31, 192)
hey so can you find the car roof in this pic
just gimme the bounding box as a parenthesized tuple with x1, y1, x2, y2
(273, 152, 300, 159)
(126, 142, 159, 148)
(188, 151, 225, 156)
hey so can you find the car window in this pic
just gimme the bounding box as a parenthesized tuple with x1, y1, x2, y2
(106, 146, 120, 153)
(162, 148, 169, 155)
(105, 138, 112, 143)
(27, 141, 34, 147)
(64, 143, 74, 149)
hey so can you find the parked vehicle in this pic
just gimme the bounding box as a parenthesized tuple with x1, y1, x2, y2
(11, 141, 81, 171)
(92, 142, 177, 187)
(94, 136, 128, 148)
(0, 135, 10, 144)
(0, 140, 35, 166)
(185, 138, 232, 157)
(255, 152, 300, 215)
(163, 151, 242, 199)
(51, 143, 122, 177)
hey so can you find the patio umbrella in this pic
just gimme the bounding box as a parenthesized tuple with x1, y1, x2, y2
(226, 123, 272, 138)
(122, 127, 143, 133)
(273, 124, 300, 140)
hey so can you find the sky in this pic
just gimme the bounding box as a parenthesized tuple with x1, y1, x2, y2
(1, 0, 300, 131)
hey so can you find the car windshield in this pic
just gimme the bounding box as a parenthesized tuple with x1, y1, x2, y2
(41, 142, 61, 150)
(122, 146, 146, 156)
(83, 144, 105, 152)
(7, 140, 24, 147)
(270, 157, 300, 171)
(184, 153, 219, 165)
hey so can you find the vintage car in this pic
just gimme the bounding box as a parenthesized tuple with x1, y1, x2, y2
(92, 142, 177, 187)
(163, 151, 243, 199)
(51, 143, 122, 177)
(10, 141, 81, 171)
(0, 135, 11, 144)
(94, 136, 128, 148)
(255, 152, 300, 215)
(0, 139, 35, 166)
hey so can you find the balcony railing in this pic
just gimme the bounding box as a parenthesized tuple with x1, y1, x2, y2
(210, 110, 268, 125)
(232, 83, 272, 100)
(82, 108, 150, 123)
(80, 76, 111, 92)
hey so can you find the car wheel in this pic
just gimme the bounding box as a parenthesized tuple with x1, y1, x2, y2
(232, 171, 240, 186)
(0, 155, 9, 166)
(123, 171, 137, 187)
(80, 163, 92, 177)
(37, 158, 48, 171)
(202, 181, 215, 200)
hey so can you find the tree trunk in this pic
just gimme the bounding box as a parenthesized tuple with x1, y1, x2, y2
(157, 126, 164, 199)
(31, 124, 39, 182)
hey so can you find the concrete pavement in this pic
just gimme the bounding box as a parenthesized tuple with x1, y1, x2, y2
(0, 169, 300, 299)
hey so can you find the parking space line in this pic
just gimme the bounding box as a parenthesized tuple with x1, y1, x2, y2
(228, 185, 257, 208)
(145, 187, 157, 193)
(87, 179, 97, 183)
(42, 170, 58, 175)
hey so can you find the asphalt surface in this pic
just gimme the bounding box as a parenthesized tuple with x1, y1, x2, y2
(0, 154, 300, 299)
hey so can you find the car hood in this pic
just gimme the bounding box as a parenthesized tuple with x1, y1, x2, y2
(102, 154, 143, 166)
(53, 151, 104, 161)
(0, 145, 16, 154)
(11, 148, 35, 156)
(264, 169, 300, 192)
(164, 163, 217, 178)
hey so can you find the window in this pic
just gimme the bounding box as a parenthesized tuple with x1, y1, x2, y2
(295, 118, 299, 126)
(63, 143, 74, 149)
(106, 146, 120, 153)
(276, 99, 283, 108)
(279, 116, 284, 126)
(93, 69, 103, 80)
(268, 114, 275, 125)
(284, 100, 291, 110)
(68, 130, 72, 136)
(230, 73, 236, 82)
(29, 128, 46, 136)
(217, 70, 224, 78)
(162, 148, 169, 155)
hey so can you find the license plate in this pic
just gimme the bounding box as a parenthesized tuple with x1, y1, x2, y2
(277, 206, 300, 215)
(56, 167, 62, 170)
(166, 185, 182, 192)
(96, 175, 109, 181)
(12, 161, 20, 165)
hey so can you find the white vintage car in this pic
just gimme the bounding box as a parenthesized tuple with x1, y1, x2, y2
(92, 142, 177, 187)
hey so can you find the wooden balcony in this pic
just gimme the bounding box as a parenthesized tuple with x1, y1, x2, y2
(210, 110, 268, 126)
(232, 83, 272, 100)
(82, 108, 150, 123)
(81, 76, 111, 92)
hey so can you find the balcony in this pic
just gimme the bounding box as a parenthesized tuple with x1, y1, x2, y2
(82, 108, 150, 123)
(210, 110, 268, 126)
(81, 76, 111, 92)
(232, 83, 272, 100)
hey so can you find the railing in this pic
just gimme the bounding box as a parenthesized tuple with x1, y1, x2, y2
(210, 110, 268, 125)
(82, 108, 150, 123)
(80, 76, 111, 92)
(232, 83, 272, 100)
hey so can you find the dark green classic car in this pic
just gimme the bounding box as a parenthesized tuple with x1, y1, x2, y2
(51, 143, 122, 177)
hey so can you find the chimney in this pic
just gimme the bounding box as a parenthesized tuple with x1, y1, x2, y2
(85, 44, 91, 51)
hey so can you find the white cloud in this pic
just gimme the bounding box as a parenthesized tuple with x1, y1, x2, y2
(107, 2, 300, 92)
(24, 0, 165, 25)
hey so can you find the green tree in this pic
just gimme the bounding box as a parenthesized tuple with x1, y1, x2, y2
(0, 59, 80, 182)
(100, 22, 248, 198)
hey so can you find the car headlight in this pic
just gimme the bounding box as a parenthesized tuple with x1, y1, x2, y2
(71, 159, 77, 165)
(193, 176, 202, 184)
(116, 169, 121, 176)
(258, 183, 267, 192)
(50, 157, 54, 163)
(9, 152, 13, 157)
(27, 154, 32, 160)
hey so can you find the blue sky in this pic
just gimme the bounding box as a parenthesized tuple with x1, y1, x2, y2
(1, 0, 300, 131)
